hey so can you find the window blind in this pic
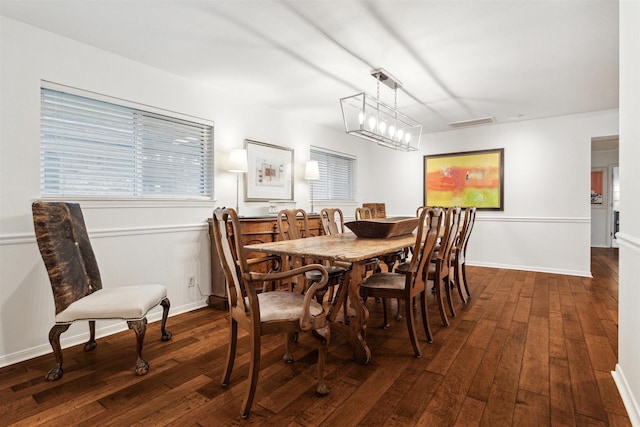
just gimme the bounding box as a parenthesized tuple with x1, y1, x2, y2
(310, 148, 356, 201)
(40, 87, 213, 199)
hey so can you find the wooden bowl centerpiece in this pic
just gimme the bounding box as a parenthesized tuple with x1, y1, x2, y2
(344, 217, 419, 238)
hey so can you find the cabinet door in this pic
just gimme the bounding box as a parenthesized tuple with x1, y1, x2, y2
(207, 219, 227, 309)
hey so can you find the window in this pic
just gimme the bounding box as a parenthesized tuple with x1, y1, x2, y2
(310, 147, 356, 201)
(40, 84, 213, 199)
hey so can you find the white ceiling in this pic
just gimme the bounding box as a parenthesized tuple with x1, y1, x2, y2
(0, 0, 619, 134)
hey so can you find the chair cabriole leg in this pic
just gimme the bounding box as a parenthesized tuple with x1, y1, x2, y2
(381, 297, 390, 329)
(405, 293, 421, 358)
(312, 326, 331, 396)
(84, 320, 97, 351)
(241, 331, 261, 418)
(283, 332, 294, 363)
(454, 259, 468, 304)
(445, 272, 456, 317)
(46, 324, 70, 381)
(434, 273, 450, 327)
(127, 318, 149, 376)
(462, 262, 471, 298)
(420, 292, 433, 343)
(160, 297, 172, 341)
(222, 317, 237, 387)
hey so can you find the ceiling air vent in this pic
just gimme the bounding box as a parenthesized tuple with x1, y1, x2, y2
(448, 116, 495, 128)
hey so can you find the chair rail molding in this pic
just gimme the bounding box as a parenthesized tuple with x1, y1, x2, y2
(614, 232, 640, 253)
(0, 223, 208, 246)
(476, 215, 589, 224)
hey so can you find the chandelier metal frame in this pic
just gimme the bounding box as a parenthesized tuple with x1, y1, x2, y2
(340, 68, 422, 152)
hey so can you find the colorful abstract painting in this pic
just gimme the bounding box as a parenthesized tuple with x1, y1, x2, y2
(424, 148, 504, 210)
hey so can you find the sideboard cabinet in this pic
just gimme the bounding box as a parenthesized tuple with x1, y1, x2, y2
(207, 215, 323, 309)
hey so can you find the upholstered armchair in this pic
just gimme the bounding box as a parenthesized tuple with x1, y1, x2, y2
(32, 201, 171, 381)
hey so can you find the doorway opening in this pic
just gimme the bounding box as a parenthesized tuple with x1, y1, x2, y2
(590, 135, 619, 248)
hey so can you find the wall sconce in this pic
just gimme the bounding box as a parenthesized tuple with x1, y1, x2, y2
(304, 160, 320, 214)
(228, 148, 248, 214)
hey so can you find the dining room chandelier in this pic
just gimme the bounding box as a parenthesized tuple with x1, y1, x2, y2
(340, 68, 422, 152)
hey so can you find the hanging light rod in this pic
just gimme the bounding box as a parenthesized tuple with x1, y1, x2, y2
(370, 68, 403, 90)
(340, 68, 422, 152)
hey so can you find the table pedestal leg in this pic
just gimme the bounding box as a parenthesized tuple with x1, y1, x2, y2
(347, 262, 371, 364)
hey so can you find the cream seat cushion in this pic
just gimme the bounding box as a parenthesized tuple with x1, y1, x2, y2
(251, 291, 324, 323)
(55, 284, 167, 323)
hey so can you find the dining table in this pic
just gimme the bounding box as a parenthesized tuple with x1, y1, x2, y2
(244, 231, 416, 365)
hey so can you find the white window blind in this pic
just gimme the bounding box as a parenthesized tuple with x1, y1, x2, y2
(310, 148, 356, 201)
(40, 86, 213, 199)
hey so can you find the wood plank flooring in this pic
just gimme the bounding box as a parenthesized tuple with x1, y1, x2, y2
(0, 248, 629, 426)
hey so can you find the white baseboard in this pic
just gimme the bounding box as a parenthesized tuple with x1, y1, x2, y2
(612, 364, 640, 426)
(467, 261, 592, 278)
(0, 300, 208, 369)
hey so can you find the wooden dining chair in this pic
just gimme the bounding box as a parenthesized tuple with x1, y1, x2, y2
(211, 207, 331, 418)
(322, 208, 379, 273)
(355, 206, 373, 220)
(320, 208, 378, 323)
(452, 207, 477, 303)
(355, 205, 407, 325)
(278, 209, 347, 304)
(359, 207, 444, 357)
(355, 205, 406, 272)
(320, 207, 345, 235)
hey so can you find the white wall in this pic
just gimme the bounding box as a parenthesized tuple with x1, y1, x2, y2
(0, 17, 369, 366)
(613, 2, 640, 425)
(366, 111, 618, 276)
(0, 15, 624, 374)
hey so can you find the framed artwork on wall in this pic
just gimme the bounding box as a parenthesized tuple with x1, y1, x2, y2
(591, 168, 605, 207)
(244, 139, 294, 201)
(424, 148, 504, 211)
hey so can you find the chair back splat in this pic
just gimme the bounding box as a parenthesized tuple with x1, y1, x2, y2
(453, 207, 477, 301)
(433, 206, 463, 325)
(277, 208, 309, 240)
(32, 201, 171, 382)
(211, 207, 331, 418)
(320, 208, 345, 235)
(355, 206, 373, 220)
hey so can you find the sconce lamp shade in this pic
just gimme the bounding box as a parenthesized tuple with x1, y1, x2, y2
(229, 148, 248, 173)
(304, 160, 320, 180)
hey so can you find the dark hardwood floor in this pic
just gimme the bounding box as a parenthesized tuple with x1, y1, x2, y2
(0, 248, 629, 426)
